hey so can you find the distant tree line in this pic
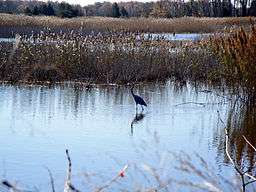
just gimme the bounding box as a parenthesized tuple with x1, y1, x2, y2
(26, 2, 84, 18)
(84, 0, 256, 17)
(0, 0, 255, 18)
(0, 0, 84, 18)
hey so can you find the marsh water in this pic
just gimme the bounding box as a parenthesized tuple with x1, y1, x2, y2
(0, 38, 15, 43)
(144, 33, 208, 41)
(0, 33, 207, 43)
(0, 82, 253, 191)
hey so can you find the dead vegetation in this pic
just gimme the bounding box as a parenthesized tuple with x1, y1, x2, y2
(0, 14, 255, 37)
(0, 31, 219, 84)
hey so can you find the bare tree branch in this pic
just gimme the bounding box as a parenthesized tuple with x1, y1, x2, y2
(64, 149, 80, 192)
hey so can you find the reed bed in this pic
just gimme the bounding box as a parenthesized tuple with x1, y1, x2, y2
(210, 25, 256, 187)
(1, 15, 254, 87)
(0, 13, 255, 37)
(0, 31, 219, 84)
(209, 25, 256, 100)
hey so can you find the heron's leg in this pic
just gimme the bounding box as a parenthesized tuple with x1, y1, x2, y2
(141, 105, 144, 111)
(136, 104, 138, 113)
(131, 124, 134, 136)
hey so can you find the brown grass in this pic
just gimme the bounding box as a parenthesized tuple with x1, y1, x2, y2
(1, 15, 255, 87)
(0, 31, 219, 84)
(209, 25, 256, 98)
(0, 13, 255, 37)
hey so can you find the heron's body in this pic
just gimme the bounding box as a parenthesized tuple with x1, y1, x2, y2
(131, 88, 147, 111)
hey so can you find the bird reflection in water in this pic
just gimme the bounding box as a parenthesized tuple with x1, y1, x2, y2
(130, 112, 146, 135)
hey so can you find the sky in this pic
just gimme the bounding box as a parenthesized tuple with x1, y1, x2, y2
(47, 0, 156, 6)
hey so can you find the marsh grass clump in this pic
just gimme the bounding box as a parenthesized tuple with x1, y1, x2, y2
(0, 31, 218, 84)
(210, 26, 256, 171)
(209, 25, 256, 99)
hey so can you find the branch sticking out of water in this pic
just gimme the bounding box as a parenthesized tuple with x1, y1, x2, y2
(225, 128, 256, 192)
(64, 149, 80, 192)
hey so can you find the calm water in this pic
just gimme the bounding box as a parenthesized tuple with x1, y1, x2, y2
(0, 82, 241, 191)
(0, 38, 15, 43)
(143, 33, 208, 41)
(0, 33, 207, 43)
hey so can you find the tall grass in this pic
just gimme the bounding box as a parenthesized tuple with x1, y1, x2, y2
(0, 31, 219, 84)
(209, 25, 256, 101)
(1, 15, 254, 86)
(209, 27, 256, 168)
(0, 13, 255, 37)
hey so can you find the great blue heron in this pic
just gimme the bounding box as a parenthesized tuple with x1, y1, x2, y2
(131, 87, 147, 112)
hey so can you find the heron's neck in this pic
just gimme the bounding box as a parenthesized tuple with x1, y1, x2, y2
(131, 88, 135, 96)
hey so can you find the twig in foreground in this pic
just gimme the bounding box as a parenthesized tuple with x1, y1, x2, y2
(95, 165, 128, 192)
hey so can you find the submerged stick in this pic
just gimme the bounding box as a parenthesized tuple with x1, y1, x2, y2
(174, 102, 206, 107)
